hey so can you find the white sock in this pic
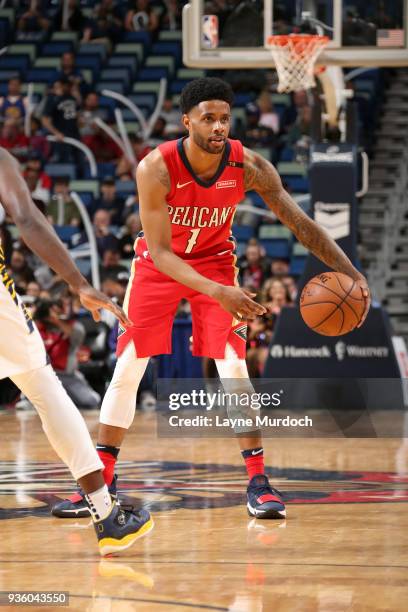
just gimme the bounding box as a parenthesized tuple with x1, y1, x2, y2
(86, 485, 112, 522)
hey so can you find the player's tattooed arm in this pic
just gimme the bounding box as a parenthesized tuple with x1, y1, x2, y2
(243, 147, 370, 324)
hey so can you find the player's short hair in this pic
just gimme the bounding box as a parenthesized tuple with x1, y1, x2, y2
(180, 77, 234, 114)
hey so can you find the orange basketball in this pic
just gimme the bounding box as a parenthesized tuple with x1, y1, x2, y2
(300, 272, 366, 336)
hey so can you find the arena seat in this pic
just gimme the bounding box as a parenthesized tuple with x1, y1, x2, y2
(133, 81, 162, 94)
(146, 56, 175, 77)
(158, 30, 182, 41)
(96, 81, 126, 95)
(70, 180, 99, 197)
(42, 42, 73, 56)
(232, 225, 255, 241)
(0, 57, 29, 72)
(45, 164, 77, 181)
(54, 225, 81, 245)
(258, 225, 292, 240)
(107, 55, 138, 76)
(101, 68, 131, 88)
(129, 93, 157, 112)
(78, 43, 108, 60)
(7, 44, 37, 62)
(75, 55, 102, 79)
(34, 57, 60, 69)
(51, 31, 78, 43)
(138, 67, 169, 82)
(122, 31, 151, 47)
(114, 43, 145, 63)
(152, 41, 182, 65)
(115, 180, 135, 194)
(259, 239, 291, 259)
(26, 68, 57, 83)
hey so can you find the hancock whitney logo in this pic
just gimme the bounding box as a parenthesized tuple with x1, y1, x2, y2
(335, 341, 346, 361)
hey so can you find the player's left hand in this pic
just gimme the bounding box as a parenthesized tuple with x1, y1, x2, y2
(77, 284, 132, 328)
(355, 275, 371, 327)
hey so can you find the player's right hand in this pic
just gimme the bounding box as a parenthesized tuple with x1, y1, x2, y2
(76, 284, 132, 328)
(214, 286, 267, 321)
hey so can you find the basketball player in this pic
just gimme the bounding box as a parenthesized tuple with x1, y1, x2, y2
(54, 78, 370, 521)
(0, 147, 153, 554)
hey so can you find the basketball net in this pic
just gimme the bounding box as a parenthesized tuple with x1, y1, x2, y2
(267, 34, 329, 93)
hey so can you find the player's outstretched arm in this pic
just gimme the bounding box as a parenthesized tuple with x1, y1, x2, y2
(0, 148, 131, 327)
(136, 150, 266, 321)
(243, 147, 370, 326)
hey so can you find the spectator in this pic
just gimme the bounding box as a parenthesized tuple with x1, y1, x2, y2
(82, 125, 123, 164)
(79, 92, 110, 138)
(34, 298, 100, 409)
(161, 0, 183, 30)
(116, 134, 151, 180)
(91, 176, 124, 224)
(54, 52, 85, 101)
(261, 277, 293, 315)
(0, 78, 27, 122)
(119, 212, 142, 258)
(42, 78, 81, 164)
(29, 117, 51, 160)
(24, 152, 52, 202)
(285, 105, 313, 148)
(17, 5, 50, 35)
(93, 209, 119, 256)
(24, 167, 48, 211)
(125, 0, 160, 33)
(270, 257, 290, 278)
(0, 119, 29, 162)
(82, 1, 123, 49)
(238, 241, 269, 290)
(160, 96, 182, 131)
(8, 249, 35, 292)
(25, 281, 42, 298)
(54, 0, 87, 32)
(99, 248, 129, 283)
(47, 177, 81, 227)
(246, 315, 273, 377)
(258, 91, 280, 134)
(147, 116, 167, 147)
(100, 270, 128, 328)
(282, 274, 298, 302)
(238, 102, 276, 150)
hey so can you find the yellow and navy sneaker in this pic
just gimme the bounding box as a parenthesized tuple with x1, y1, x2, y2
(94, 504, 153, 556)
(246, 475, 286, 519)
(51, 475, 119, 518)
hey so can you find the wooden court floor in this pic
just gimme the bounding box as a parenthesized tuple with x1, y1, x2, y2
(0, 409, 407, 611)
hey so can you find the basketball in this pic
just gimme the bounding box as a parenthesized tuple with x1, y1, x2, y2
(300, 272, 366, 336)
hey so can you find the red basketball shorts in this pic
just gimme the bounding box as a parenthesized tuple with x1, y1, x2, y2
(116, 254, 247, 360)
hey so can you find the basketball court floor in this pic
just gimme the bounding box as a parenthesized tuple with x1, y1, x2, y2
(1, 409, 407, 611)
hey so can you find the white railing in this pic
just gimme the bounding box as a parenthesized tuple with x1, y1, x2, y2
(46, 136, 97, 178)
(69, 191, 100, 290)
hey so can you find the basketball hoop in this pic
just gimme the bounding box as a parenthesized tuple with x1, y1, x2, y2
(267, 34, 329, 93)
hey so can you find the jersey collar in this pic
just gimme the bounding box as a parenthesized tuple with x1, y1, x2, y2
(177, 137, 231, 188)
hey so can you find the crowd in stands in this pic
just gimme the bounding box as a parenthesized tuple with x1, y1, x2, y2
(0, 0, 324, 408)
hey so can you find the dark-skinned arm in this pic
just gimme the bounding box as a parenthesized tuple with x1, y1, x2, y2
(0, 148, 131, 327)
(243, 147, 370, 325)
(137, 150, 265, 321)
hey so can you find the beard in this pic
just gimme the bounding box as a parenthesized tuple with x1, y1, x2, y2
(192, 130, 225, 154)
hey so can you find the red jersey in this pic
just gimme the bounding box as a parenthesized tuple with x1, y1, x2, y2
(135, 137, 245, 262)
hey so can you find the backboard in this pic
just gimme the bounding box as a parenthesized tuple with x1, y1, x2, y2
(183, 0, 408, 68)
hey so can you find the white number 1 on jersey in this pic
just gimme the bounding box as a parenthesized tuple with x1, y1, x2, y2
(185, 228, 201, 254)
